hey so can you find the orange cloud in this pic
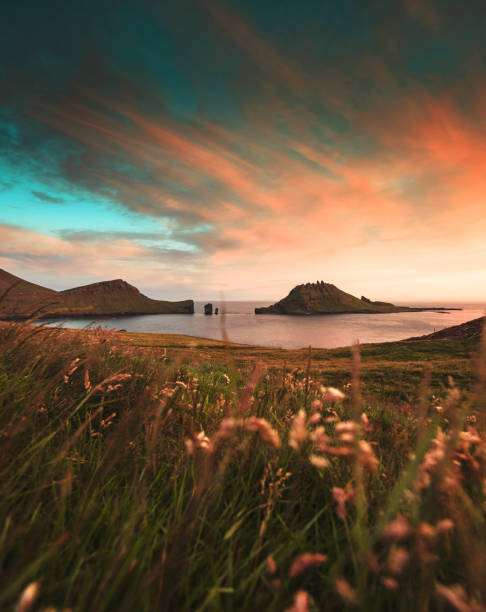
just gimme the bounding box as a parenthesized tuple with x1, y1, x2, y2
(18, 43, 486, 302)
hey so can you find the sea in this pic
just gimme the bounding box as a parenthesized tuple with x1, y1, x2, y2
(39, 301, 486, 349)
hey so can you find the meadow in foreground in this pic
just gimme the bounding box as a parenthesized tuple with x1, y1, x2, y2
(0, 322, 485, 611)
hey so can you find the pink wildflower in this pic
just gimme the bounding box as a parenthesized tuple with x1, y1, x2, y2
(332, 485, 354, 520)
(335, 421, 355, 433)
(289, 553, 327, 577)
(418, 429, 446, 489)
(246, 417, 281, 448)
(436, 518, 454, 534)
(84, 368, 91, 391)
(460, 428, 481, 444)
(388, 547, 410, 575)
(185, 430, 212, 454)
(289, 410, 307, 450)
(266, 555, 277, 575)
(310, 426, 330, 451)
(418, 522, 436, 540)
(15, 582, 40, 612)
(286, 590, 310, 612)
(383, 515, 411, 540)
(359, 440, 379, 472)
(309, 454, 329, 469)
(381, 576, 399, 590)
(361, 412, 372, 432)
(321, 387, 345, 402)
(340, 432, 354, 444)
(335, 578, 357, 604)
(435, 583, 484, 612)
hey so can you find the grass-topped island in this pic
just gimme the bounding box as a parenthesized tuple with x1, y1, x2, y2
(255, 281, 462, 315)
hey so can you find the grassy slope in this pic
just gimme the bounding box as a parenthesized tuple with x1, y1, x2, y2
(1, 322, 485, 611)
(409, 316, 486, 341)
(0, 269, 57, 318)
(55, 281, 194, 316)
(115, 329, 479, 401)
(0, 271, 193, 318)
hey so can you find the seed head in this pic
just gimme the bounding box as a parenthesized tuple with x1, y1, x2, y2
(266, 555, 277, 575)
(335, 421, 355, 433)
(289, 410, 307, 450)
(359, 439, 379, 472)
(285, 590, 310, 612)
(381, 576, 398, 590)
(15, 582, 40, 612)
(246, 417, 281, 448)
(383, 515, 411, 540)
(388, 547, 410, 575)
(335, 578, 357, 605)
(436, 518, 454, 534)
(289, 552, 327, 577)
(332, 485, 354, 520)
(309, 454, 329, 469)
(321, 387, 345, 402)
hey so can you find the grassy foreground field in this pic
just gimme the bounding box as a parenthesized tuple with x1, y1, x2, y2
(1, 322, 485, 611)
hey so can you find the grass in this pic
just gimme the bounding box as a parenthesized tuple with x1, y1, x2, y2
(0, 321, 485, 611)
(114, 329, 479, 401)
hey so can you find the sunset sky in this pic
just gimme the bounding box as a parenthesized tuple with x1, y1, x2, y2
(1, 0, 486, 302)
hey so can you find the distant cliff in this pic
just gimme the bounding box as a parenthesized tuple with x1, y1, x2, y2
(0, 269, 194, 319)
(255, 281, 460, 315)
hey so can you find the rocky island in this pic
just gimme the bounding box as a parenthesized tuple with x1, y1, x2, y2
(0, 269, 194, 319)
(255, 281, 461, 315)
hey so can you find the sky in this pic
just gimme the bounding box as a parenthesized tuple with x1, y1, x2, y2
(1, 0, 486, 302)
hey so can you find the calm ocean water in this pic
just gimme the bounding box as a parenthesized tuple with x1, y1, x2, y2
(40, 301, 486, 349)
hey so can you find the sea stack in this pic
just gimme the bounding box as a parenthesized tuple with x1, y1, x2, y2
(204, 303, 213, 315)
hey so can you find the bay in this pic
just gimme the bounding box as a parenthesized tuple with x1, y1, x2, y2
(39, 301, 485, 349)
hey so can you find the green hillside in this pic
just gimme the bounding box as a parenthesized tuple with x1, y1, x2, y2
(0, 269, 194, 318)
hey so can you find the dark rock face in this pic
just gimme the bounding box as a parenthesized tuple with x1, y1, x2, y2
(204, 303, 213, 315)
(255, 281, 460, 316)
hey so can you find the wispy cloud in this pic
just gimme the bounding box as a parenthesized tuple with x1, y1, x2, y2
(31, 190, 64, 204)
(1, 0, 486, 300)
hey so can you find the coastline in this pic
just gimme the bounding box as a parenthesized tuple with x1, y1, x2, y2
(255, 306, 463, 315)
(0, 310, 195, 322)
(0, 319, 476, 359)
